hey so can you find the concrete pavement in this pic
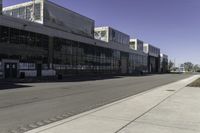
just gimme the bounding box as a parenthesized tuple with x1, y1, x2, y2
(26, 75, 200, 133)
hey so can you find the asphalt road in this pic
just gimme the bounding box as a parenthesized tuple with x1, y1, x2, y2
(0, 74, 192, 133)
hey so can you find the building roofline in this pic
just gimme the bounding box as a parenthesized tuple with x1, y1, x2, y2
(46, 0, 94, 22)
(144, 43, 160, 50)
(95, 26, 130, 37)
(0, 15, 147, 56)
(3, 0, 39, 10)
(3, 0, 95, 22)
(130, 38, 144, 42)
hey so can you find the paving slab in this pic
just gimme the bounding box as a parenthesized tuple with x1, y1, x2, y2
(119, 122, 199, 133)
(119, 86, 200, 133)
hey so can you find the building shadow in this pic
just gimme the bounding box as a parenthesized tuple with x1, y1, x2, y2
(0, 73, 175, 90)
(17, 75, 124, 83)
(0, 82, 32, 90)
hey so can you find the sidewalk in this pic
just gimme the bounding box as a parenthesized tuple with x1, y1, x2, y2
(26, 75, 200, 133)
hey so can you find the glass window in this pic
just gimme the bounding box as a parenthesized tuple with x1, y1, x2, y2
(19, 7, 26, 19)
(34, 3, 41, 20)
(0, 26, 9, 43)
(26, 5, 33, 20)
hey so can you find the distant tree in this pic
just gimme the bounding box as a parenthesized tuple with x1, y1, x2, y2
(183, 62, 194, 72)
(168, 60, 174, 71)
(193, 64, 200, 72)
(180, 64, 184, 68)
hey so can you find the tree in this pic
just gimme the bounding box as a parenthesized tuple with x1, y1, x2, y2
(168, 60, 174, 71)
(183, 62, 194, 72)
(193, 64, 200, 72)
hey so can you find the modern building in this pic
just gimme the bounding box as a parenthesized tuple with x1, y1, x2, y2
(94, 26, 130, 46)
(3, 0, 95, 38)
(129, 38, 148, 73)
(94, 27, 147, 74)
(0, 0, 150, 79)
(144, 43, 160, 73)
(129, 39, 144, 52)
(160, 54, 168, 73)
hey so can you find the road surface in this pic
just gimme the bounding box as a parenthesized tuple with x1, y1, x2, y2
(0, 74, 192, 133)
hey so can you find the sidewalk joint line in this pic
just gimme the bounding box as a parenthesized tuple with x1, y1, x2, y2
(114, 85, 187, 133)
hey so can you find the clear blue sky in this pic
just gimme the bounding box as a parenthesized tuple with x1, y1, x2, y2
(3, 0, 200, 65)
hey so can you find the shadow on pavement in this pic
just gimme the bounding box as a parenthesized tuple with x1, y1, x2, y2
(0, 82, 32, 90)
(17, 75, 124, 83)
(0, 75, 123, 84)
(0, 75, 124, 90)
(0, 73, 184, 90)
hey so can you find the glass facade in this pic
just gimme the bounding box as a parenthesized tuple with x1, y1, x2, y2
(0, 25, 148, 77)
(0, 25, 49, 67)
(129, 53, 147, 73)
(4, 3, 42, 21)
(53, 37, 121, 74)
(109, 28, 130, 45)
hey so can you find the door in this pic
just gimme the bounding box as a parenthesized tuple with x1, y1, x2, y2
(121, 57, 128, 74)
(36, 64, 42, 77)
(4, 63, 17, 79)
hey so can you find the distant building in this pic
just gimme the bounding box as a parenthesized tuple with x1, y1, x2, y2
(144, 43, 160, 73)
(129, 39, 144, 52)
(178, 64, 185, 73)
(160, 54, 168, 73)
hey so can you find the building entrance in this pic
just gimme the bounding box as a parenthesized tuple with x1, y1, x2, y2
(4, 63, 18, 79)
